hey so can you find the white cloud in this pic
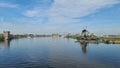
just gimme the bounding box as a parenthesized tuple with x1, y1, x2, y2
(0, 2, 18, 8)
(23, 0, 120, 23)
(23, 8, 49, 18)
(23, 10, 40, 17)
(23, 0, 53, 17)
(46, 0, 120, 25)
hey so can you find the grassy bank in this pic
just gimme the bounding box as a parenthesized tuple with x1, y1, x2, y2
(100, 37, 120, 44)
(100, 37, 120, 41)
(67, 36, 120, 44)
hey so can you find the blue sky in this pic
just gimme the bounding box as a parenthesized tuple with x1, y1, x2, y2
(0, 0, 120, 35)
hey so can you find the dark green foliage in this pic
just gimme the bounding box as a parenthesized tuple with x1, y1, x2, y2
(0, 37, 4, 41)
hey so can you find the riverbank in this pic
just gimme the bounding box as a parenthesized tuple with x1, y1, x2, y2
(67, 36, 120, 44)
(100, 37, 120, 44)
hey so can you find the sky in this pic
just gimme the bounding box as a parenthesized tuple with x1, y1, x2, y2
(0, 0, 120, 35)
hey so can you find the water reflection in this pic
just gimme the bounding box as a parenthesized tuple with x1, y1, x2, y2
(80, 42, 88, 54)
(0, 40, 11, 48)
(77, 41, 100, 54)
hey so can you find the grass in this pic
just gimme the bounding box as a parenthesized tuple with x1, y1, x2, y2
(100, 37, 120, 41)
(68, 36, 120, 44)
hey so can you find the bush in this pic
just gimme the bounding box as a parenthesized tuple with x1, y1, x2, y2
(0, 37, 4, 41)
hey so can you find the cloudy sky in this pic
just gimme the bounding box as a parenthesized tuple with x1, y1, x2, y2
(0, 0, 120, 35)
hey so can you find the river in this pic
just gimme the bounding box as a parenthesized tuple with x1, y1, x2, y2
(0, 37, 120, 68)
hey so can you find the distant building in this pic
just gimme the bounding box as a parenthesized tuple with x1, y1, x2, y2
(4, 31, 10, 40)
(52, 34, 60, 37)
(0, 34, 4, 38)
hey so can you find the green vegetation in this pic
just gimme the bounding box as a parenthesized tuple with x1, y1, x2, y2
(0, 37, 4, 41)
(67, 35, 120, 44)
(68, 35, 99, 40)
(100, 37, 120, 41)
(100, 37, 120, 44)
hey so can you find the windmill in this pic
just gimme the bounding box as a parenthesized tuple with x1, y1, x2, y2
(81, 26, 89, 40)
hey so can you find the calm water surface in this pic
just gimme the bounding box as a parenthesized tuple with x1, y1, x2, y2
(0, 37, 120, 68)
